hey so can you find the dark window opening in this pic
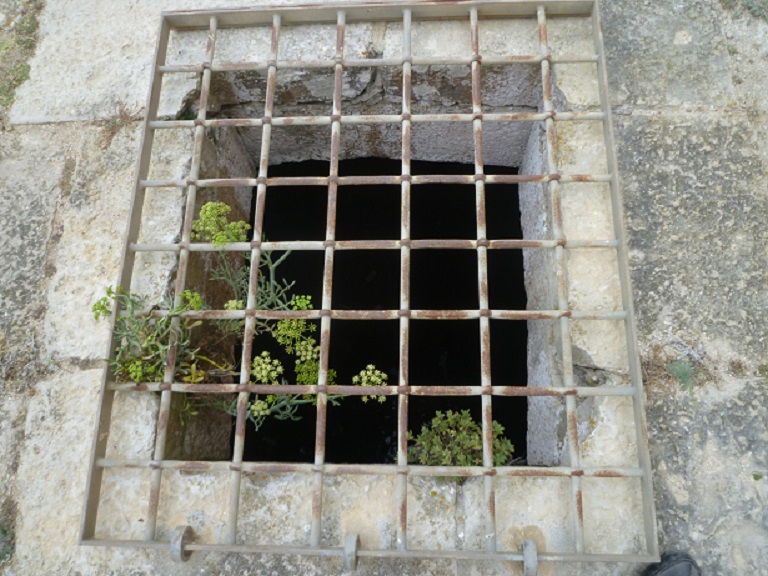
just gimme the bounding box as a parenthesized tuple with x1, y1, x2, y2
(237, 158, 527, 463)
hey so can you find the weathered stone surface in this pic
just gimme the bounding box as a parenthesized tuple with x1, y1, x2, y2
(0, 126, 64, 376)
(4, 0, 768, 575)
(646, 381, 768, 574)
(618, 113, 768, 358)
(602, 0, 735, 108)
(610, 7, 768, 573)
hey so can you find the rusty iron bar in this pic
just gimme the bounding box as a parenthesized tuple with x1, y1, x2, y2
(107, 381, 635, 396)
(469, 7, 497, 554)
(96, 458, 645, 479)
(396, 7, 412, 553)
(538, 5, 585, 554)
(143, 14, 219, 543)
(225, 13, 282, 546)
(148, 110, 603, 130)
(127, 308, 627, 322)
(309, 9, 347, 548)
(129, 238, 620, 253)
(591, 0, 659, 558)
(157, 53, 596, 74)
(138, 173, 612, 189)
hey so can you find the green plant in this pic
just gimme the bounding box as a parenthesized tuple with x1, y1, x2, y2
(234, 295, 348, 431)
(189, 203, 383, 431)
(14, 12, 39, 50)
(175, 355, 237, 427)
(93, 286, 203, 383)
(0, 525, 13, 565)
(191, 201, 295, 338)
(0, 5, 41, 119)
(667, 359, 696, 393)
(213, 350, 328, 433)
(0, 63, 29, 108)
(267, 294, 338, 390)
(408, 410, 514, 469)
(192, 201, 251, 248)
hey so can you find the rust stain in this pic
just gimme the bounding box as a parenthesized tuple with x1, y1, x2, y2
(576, 488, 584, 523)
(410, 386, 474, 396)
(593, 470, 625, 478)
(180, 461, 212, 471)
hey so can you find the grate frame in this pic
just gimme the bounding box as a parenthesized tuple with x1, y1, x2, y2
(81, 0, 660, 568)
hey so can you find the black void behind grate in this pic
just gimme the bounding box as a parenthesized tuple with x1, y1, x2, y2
(246, 158, 527, 464)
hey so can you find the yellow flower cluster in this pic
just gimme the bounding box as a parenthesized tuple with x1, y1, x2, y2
(251, 351, 284, 384)
(352, 364, 388, 403)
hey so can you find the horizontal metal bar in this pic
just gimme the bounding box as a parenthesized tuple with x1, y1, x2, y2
(139, 173, 612, 189)
(140, 179, 187, 188)
(162, 2, 596, 29)
(158, 54, 596, 74)
(96, 459, 645, 478)
(148, 111, 602, 130)
(124, 308, 626, 321)
(81, 537, 656, 564)
(81, 539, 168, 550)
(106, 381, 633, 396)
(358, 550, 653, 563)
(130, 239, 618, 252)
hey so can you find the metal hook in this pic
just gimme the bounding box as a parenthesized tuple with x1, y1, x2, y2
(343, 532, 360, 571)
(523, 539, 538, 576)
(170, 525, 194, 563)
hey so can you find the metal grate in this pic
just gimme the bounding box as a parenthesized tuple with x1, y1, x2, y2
(81, 1, 659, 570)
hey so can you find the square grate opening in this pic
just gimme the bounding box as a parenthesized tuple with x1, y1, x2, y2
(82, 1, 659, 571)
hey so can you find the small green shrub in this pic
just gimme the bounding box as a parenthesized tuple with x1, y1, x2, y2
(190, 201, 385, 431)
(667, 359, 696, 393)
(192, 201, 295, 337)
(96, 202, 386, 434)
(92, 286, 203, 382)
(408, 410, 514, 468)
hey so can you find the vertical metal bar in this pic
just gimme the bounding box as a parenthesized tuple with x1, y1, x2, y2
(538, 5, 584, 554)
(144, 15, 219, 541)
(225, 13, 282, 546)
(310, 9, 346, 548)
(470, 7, 497, 554)
(80, 15, 172, 543)
(591, 0, 659, 557)
(396, 8, 412, 553)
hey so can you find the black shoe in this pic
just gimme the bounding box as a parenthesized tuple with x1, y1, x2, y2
(642, 552, 701, 576)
